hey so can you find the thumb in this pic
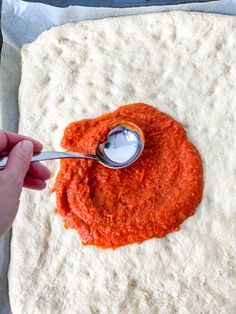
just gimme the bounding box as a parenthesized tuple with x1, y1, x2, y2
(5, 140, 33, 184)
(0, 140, 33, 236)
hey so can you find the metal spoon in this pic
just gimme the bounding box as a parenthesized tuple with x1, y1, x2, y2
(0, 122, 145, 169)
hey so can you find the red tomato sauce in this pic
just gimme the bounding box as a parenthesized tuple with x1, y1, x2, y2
(54, 103, 203, 248)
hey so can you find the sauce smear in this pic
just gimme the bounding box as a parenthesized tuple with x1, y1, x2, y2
(54, 103, 203, 248)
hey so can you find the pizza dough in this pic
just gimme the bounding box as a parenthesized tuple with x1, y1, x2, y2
(9, 11, 236, 314)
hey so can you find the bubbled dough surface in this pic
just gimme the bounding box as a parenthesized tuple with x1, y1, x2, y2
(9, 11, 236, 314)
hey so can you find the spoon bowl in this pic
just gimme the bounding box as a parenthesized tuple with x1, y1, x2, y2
(96, 122, 145, 169)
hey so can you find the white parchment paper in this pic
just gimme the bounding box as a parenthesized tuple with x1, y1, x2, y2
(0, 0, 236, 313)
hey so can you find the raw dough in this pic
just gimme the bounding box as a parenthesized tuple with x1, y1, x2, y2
(9, 11, 236, 314)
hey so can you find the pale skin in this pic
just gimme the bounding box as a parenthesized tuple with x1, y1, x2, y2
(0, 131, 51, 236)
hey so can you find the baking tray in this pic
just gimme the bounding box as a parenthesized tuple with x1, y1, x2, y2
(0, 0, 236, 313)
(23, 0, 213, 7)
(0, 1, 12, 313)
(0, 0, 2, 51)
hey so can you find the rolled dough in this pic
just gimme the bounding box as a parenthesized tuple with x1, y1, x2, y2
(9, 11, 236, 314)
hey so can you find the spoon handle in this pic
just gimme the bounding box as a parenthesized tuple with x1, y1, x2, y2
(0, 151, 98, 169)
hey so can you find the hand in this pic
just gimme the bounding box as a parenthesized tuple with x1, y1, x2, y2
(0, 130, 51, 236)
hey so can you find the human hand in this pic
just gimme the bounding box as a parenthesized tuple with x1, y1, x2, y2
(0, 131, 51, 236)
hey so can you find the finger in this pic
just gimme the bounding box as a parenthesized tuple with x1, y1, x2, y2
(0, 130, 43, 152)
(23, 175, 47, 190)
(28, 162, 51, 181)
(4, 140, 33, 182)
(0, 172, 21, 236)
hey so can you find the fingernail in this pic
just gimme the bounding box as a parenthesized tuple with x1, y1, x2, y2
(21, 140, 33, 151)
